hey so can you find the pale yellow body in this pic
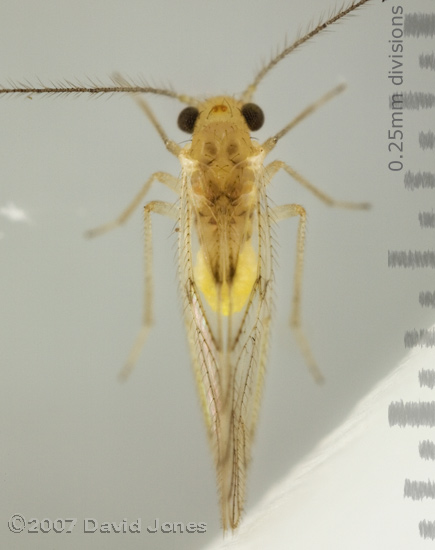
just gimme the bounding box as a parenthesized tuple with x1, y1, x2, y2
(187, 98, 261, 315)
(178, 97, 272, 530)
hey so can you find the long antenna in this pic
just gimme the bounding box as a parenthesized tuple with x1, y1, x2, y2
(0, 77, 197, 104)
(0, 0, 375, 102)
(241, 0, 373, 102)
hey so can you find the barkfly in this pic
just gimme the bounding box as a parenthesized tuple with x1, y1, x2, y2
(1, 0, 376, 531)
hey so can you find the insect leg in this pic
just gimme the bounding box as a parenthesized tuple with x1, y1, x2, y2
(85, 172, 179, 238)
(118, 200, 178, 381)
(266, 160, 370, 210)
(271, 203, 323, 383)
(262, 84, 346, 154)
(134, 96, 182, 156)
(113, 74, 183, 156)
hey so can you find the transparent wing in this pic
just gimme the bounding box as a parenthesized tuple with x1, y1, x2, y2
(179, 164, 273, 530)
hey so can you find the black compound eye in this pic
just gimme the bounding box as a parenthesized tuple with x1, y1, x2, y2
(241, 103, 264, 131)
(177, 106, 199, 133)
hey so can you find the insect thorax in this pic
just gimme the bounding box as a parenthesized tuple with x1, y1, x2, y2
(181, 97, 264, 316)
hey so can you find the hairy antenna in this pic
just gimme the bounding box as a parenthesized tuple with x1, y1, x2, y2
(0, 76, 197, 105)
(0, 1, 374, 104)
(241, 0, 373, 102)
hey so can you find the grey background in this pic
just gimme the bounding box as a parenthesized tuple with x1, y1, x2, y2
(1, 1, 434, 548)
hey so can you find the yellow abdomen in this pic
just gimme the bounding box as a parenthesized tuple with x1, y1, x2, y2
(194, 242, 257, 315)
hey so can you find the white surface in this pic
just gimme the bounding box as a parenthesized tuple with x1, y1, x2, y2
(205, 329, 435, 550)
(1, 1, 434, 549)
